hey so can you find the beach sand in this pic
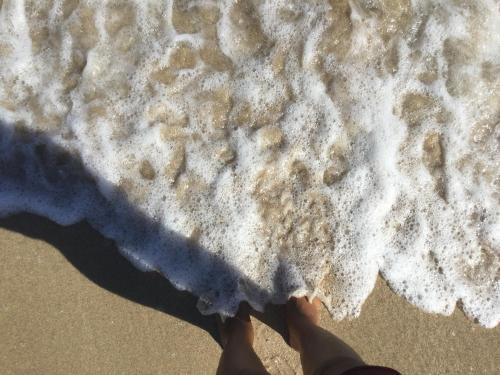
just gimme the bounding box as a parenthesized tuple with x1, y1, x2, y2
(1, 214, 499, 375)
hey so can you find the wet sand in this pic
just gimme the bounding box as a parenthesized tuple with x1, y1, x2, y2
(1, 214, 499, 375)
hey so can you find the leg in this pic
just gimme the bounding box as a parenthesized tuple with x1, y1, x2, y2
(216, 305, 270, 375)
(286, 297, 365, 375)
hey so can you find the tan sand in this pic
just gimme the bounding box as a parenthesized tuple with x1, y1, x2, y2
(1, 214, 499, 375)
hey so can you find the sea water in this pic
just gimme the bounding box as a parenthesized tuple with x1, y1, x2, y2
(0, 0, 498, 327)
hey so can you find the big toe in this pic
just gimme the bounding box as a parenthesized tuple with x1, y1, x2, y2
(286, 296, 320, 326)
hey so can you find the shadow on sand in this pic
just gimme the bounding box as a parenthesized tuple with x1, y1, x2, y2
(0, 213, 222, 341)
(0, 121, 289, 346)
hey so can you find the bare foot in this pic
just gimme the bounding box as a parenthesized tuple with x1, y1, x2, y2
(216, 304, 270, 375)
(286, 296, 321, 351)
(217, 303, 254, 348)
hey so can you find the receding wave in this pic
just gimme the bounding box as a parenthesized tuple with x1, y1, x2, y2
(0, 0, 498, 327)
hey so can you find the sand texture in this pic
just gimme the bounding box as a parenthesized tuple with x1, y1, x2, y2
(0, 213, 499, 375)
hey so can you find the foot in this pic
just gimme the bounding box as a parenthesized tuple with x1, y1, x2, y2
(217, 303, 254, 348)
(286, 296, 321, 352)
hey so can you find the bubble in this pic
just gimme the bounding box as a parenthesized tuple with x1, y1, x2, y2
(0, 0, 499, 327)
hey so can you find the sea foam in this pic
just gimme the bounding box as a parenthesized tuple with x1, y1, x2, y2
(0, 0, 499, 327)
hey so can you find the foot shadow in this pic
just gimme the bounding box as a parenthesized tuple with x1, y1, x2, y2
(251, 303, 289, 343)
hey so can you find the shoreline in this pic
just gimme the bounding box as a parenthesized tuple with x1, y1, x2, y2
(1, 214, 499, 374)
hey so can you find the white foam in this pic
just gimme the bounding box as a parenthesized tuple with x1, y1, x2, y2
(0, 0, 499, 327)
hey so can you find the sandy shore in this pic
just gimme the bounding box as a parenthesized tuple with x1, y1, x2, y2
(1, 214, 499, 375)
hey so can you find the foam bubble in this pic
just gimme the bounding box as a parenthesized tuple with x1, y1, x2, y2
(0, 0, 499, 327)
